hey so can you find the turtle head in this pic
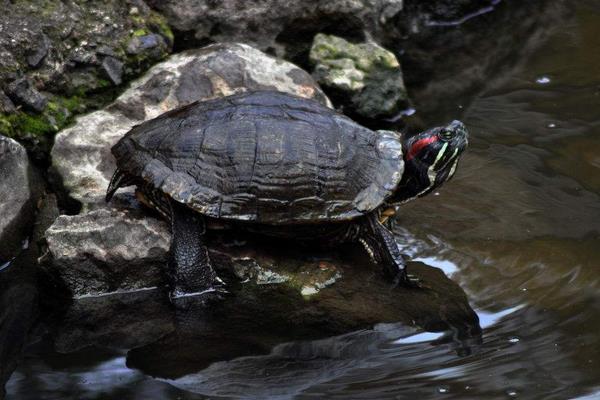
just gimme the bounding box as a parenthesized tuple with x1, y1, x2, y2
(391, 120, 468, 204)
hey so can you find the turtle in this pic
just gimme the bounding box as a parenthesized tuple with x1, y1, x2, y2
(106, 90, 468, 302)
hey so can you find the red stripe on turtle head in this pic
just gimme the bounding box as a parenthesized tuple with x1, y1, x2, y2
(406, 135, 438, 161)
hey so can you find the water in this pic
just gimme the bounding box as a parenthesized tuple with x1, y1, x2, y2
(3, 1, 600, 399)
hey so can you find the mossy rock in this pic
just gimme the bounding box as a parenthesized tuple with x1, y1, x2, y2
(310, 33, 409, 119)
(0, 0, 174, 159)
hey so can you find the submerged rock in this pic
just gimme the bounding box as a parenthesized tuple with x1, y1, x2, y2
(0, 136, 41, 261)
(51, 43, 329, 207)
(310, 33, 409, 118)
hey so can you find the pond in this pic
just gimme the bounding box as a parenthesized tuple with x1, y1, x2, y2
(2, 1, 600, 399)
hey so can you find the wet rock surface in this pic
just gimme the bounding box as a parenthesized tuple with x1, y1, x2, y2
(310, 33, 408, 119)
(53, 287, 173, 353)
(51, 43, 329, 208)
(0, 0, 173, 159)
(0, 255, 39, 400)
(41, 198, 479, 366)
(53, 256, 480, 380)
(0, 136, 41, 261)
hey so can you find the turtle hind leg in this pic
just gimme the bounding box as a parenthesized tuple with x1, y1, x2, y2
(359, 213, 421, 288)
(168, 198, 226, 305)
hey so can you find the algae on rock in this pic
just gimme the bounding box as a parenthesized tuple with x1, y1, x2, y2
(310, 33, 409, 119)
(0, 0, 174, 160)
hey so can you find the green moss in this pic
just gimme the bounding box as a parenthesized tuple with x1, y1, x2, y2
(130, 10, 174, 44)
(0, 94, 87, 143)
(133, 28, 148, 37)
(310, 33, 399, 73)
(0, 115, 14, 137)
(96, 78, 112, 89)
(4, 113, 54, 137)
(148, 12, 174, 44)
(60, 95, 83, 112)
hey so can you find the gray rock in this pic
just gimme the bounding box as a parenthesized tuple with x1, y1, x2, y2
(6, 77, 48, 113)
(143, 0, 566, 123)
(0, 136, 40, 261)
(42, 206, 346, 299)
(44, 208, 170, 298)
(101, 56, 124, 86)
(310, 33, 409, 118)
(26, 33, 51, 68)
(0, 90, 15, 114)
(0, 0, 173, 154)
(126, 34, 164, 55)
(51, 43, 330, 207)
(145, 0, 404, 59)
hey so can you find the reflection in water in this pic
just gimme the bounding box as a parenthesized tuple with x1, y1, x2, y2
(7, 258, 481, 400)
(4, 1, 600, 398)
(0, 251, 38, 400)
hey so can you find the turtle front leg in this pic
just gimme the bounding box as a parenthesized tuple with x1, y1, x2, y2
(358, 213, 420, 288)
(168, 199, 226, 303)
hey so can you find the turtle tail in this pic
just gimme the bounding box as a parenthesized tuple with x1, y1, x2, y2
(106, 168, 133, 202)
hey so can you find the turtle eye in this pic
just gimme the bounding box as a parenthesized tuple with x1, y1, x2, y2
(438, 128, 454, 141)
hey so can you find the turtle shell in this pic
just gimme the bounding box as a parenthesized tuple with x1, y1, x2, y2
(111, 90, 404, 224)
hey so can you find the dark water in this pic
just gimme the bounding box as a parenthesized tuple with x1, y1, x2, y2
(3, 1, 600, 399)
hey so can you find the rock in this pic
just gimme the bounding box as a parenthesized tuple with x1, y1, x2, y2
(50, 256, 480, 380)
(26, 33, 51, 68)
(44, 208, 170, 298)
(143, 0, 565, 123)
(101, 57, 124, 86)
(145, 0, 405, 59)
(32, 193, 60, 253)
(6, 78, 48, 114)
(51, 43, 330, 207)
(126, 34, 165, 55)
(0, 0, 173, 158)
(42, 199, 480, 367)
(0, 136, 41, 261)
(43, 206, 346, 299)
(54, 287, 173, 353)
(310, 33, 408, 118)
(0, 91, 15, 114)
(0, 254, 38, 400)
(144, 0, 514, 67)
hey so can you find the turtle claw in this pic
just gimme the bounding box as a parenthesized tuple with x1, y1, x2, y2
(391, 271, 422, 289)
(405, 273, 422, 288)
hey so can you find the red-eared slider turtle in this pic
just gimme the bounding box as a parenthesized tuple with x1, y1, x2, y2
(106, 90, 468, 302)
